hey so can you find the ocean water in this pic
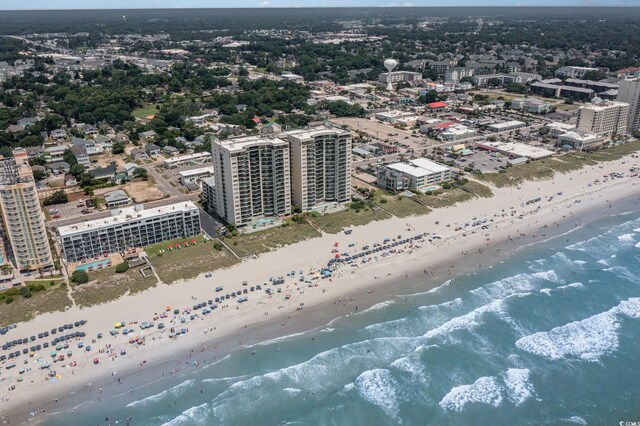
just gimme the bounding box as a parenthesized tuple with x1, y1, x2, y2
(46, 212, 640, 425)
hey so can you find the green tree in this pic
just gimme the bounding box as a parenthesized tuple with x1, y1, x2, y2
(69, 163, 85, 178)
(43, 190, 68, 206)
(19, 286, 32, 298)
(71, 270, 89, 284)
(112, 142, 125, 154)
(115, 262, 129, 273)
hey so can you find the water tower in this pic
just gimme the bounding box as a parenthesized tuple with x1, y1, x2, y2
(384, 59, 398, 91)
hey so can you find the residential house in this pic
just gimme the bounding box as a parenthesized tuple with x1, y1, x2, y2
(48, 161, 71, 174)
(17, 117, 40, 127)
(162, 146, 179, 156)
(131, 148, 148, 162)
(5, 124, 24, 134)
(104, 189, 132, 209)
(88, 165, 116, 180)
(82, 124, 99, 138)
(72, 137, 103, 156)
(70, 145, 90, 167)
(124, 162, 141, 176)
(145, 143, 161, 157)
(45, 145, 68, 163)
(95, 135, 113, 150)
(50, 129, 67, 140)
(114, 133, 130, 144)
(138, 130, 157, 140)
(65, 175, 77, 187)
(25, 146, 45, 159)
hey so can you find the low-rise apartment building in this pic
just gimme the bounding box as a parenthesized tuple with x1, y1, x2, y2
(377, 158, 452, 193)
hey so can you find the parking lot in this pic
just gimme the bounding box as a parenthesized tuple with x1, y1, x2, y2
(45, 192, 93, 221)
(453, 149, 508, 173)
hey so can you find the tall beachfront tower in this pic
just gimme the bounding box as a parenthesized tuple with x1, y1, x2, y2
(617, 77, 640, 133)
(285, 124, 352, 212)
(0, 148, 52, 271)
(576, 98, 629, 138)
(211, 136, 291, 227)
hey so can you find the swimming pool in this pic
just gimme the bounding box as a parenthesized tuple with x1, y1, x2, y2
(76, 259, 111, 271)
(255, 218, 274, 226)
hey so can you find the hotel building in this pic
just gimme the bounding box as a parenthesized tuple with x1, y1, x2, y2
(210, 136, 291, 227)
(576, 99, 629, 138)
(57, 202, 201, 263)
(285, 125, 352, 212)
(0, 148, 53, 271)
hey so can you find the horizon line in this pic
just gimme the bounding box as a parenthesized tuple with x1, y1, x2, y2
(1, 5, 639, 11)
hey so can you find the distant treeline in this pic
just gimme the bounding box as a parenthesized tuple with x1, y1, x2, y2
(0, 7, 639, 36)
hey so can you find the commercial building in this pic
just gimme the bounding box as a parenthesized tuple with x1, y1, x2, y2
(57, 202, 201, 263)
(163, 152, 212, 169)
(475, 141, 554, 160)
(438, 125, 477, 142)
(210, 136, 291, 227)
(617, 78, 640, 133)
(546, 122, 576, 137)
(179, 167, 214, 187)
(486, 121, 527, 132)
(377, 158, 452, 193)
(511, 98, 552, 114)
(576, 99, 629, 138)
(285, 125, 352, 212)
(0, 149, 53, 271)
(558, 132, 603, 151)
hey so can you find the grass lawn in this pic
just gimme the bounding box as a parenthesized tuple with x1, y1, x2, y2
(147, 235, 239, 283)
(313, 208, 392, 234)
(25, 279, 65, 287)
(72, 266, 158, 307)
(132, 103, 159, 118)
(225, 222, 321, 258)
(377, 193, 431, 218)
(0, 286, 72, 327)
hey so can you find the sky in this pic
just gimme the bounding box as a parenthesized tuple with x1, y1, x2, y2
(1, 0, 639, 10)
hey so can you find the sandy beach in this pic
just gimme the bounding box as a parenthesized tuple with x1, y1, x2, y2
(2, 153, 640, 424)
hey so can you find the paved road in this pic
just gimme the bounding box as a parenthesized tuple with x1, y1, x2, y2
(198, 208, 222, 238)
(47, 194, 199, 228)
(143, 163, 182, 197)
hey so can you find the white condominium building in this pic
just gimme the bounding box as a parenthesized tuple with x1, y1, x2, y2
(211, 136, 291, 227)
(0, 148, 53, 271)
(57, 202, 201, 263)
(576, 99, 629, 138)
(377, 158, 452, 193)
(285, 125, 352, 212)
(617, 78, 640, 133)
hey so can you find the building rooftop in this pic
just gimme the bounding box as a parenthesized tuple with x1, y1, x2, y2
(409, 158, 451, 174)
(386, 162, 432, 178)
(163, 152, 212, 165)
(179, 167, 214, 177)
(285, 124, 350, 139)
(214, 136, 288, 154)
(57, 201, 199, 237)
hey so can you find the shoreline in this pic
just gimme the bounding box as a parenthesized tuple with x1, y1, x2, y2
(2, 154, 640, 424)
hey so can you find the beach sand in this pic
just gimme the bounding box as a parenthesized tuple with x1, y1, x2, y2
(2, 154, 640, 424)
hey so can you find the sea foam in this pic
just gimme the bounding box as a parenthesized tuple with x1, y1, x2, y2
(354, 369, 401, 420)
(515, 298, 640, 361)
(439, 376, 503, 412)
(502, 368, 534, 406)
